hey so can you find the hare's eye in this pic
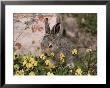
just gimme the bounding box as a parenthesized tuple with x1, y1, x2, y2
(48, 43, 52, 48)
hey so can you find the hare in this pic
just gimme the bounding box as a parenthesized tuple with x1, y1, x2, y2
(41, 15, 80, 66)
(41, 34, 79, 67)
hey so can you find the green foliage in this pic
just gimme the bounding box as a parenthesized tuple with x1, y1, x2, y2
(53, 65, 69, 75)
(14, 49, 97, 76)
(61, 13, 97, 35)
(74, 50, 97, 75)
(73, 13, 97, 35)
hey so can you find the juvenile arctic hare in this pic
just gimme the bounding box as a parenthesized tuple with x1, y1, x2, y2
(41, 34, 79, 66)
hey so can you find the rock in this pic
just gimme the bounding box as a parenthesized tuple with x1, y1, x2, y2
(14, 13, 57, 56)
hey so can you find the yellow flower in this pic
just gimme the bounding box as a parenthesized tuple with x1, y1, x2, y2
(15, 69, 24, 76)
(23, 56, 28, 60)
(26, 63, 33, 69)
(49, 52, 54, 57)
(72, 48, 78, 56)
(60, 53, 65, 58)
(14, 64, 19, 70)
(16, 71, 20, 75)
(42, 56, 46, 60)
(31, 60, 35, 65)
(23, 56, 38, 67)
(29, 63, 33, 68)
(47, 72, 54, 76)
(48, 63, 55, 69)
(60, 57, 64, 63)
(45, 60, 50, 66)
(29, 71, 35, 76)
(29, 57, 35, 62)
(26, 63, 29, 69)
(40, 53, 45, 58)
(45, 60, 55, 69)
(75, 68, 82, 75)
(60, 53, 65, 63)
(40, 53, 46, 60)
(23, 60, 27, 66)
(33, 61, 38, 66)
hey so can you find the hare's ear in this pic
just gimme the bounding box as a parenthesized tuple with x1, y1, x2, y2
(51, 25, 55, 34)
(54, 23, 60, 34)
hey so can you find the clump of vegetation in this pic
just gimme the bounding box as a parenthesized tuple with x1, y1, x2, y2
(61, 13, 97, 35)
(72, 13, 97, 35)
(74, 49, 97, 75)
(13, 48, 97, 76)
